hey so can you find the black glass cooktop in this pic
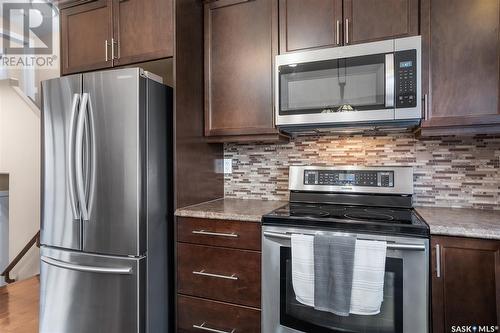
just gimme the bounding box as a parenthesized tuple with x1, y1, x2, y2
(262, 203, 429, 237)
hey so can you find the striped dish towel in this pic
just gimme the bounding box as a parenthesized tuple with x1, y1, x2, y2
(314, 234, 356, 316)
(349, 239, 387, 315)
(291, 234, 315, 307)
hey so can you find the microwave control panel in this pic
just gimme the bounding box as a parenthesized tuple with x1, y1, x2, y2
(395, 50, 417, 108)
(304, 170, 394, 187)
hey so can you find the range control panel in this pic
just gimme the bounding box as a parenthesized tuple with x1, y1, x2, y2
(304, 170, 394, 187)
(395, 50, 417, 109)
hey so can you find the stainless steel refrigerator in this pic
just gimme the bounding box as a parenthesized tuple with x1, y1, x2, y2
(40, 68, 173, 333)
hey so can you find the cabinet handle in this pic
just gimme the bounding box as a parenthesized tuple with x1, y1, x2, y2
(110, 38, 120, 59)
(192, 269, 238, 281)
(336, 20, 340, 45)
(191, 230, 238, 238)
(104, 39, 109, 62)
(423, 93, 429, 120)
(435, 244, 441, 278)
(193, 322, 235, 333)
(111, 38, 115, 60)
(345, 18, 349, 44)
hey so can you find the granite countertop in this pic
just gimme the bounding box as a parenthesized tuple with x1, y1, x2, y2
(175, 198, 500, 240)
(416, 207, 500, 240)
(175, 198, 287, 222)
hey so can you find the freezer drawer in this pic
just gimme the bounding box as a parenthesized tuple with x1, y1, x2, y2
(39, 247, 145, 333)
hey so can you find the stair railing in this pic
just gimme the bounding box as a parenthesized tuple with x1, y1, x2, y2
(1, 230, 40, 284)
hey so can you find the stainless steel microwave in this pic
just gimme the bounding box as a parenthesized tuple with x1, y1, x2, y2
(275, 36, 421, 132)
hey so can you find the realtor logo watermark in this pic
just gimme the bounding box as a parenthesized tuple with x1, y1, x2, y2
(451, 325, 499, 332)
(1, 1, 57, 68)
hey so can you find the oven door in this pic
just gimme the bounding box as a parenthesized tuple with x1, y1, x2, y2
(262, 225, 429, 333)
(275, 49, 395, 127)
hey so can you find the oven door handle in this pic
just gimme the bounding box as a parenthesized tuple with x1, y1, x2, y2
(263, 231, 291, 240)
(388, 243, 426, 251)
(263, 231, 426, 251)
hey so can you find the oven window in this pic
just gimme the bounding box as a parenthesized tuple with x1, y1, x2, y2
(280, 247, 403, 333)
(279, 54, 387, 115)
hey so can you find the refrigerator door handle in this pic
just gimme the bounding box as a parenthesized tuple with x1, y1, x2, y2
(68, 93, 81, 220)
(86, 93, 96, 220)
(75, 93, 90, 221)
(41, 256, 133, 274)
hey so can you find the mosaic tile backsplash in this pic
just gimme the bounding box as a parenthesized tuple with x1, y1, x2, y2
(224, 134, 500, 210)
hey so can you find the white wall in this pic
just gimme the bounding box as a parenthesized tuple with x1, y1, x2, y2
(0, 79, 41, 281)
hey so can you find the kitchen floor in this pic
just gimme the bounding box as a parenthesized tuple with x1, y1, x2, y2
(0, 276, 39, 333)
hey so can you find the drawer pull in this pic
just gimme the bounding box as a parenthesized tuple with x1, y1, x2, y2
(192, 269, 238, 281)
(435, 244, 441, 278)
(192, 230, 238, 238)
(193, 322, 235, 333)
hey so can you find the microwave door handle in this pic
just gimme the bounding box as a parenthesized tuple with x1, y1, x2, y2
(385, 53, 395, 108)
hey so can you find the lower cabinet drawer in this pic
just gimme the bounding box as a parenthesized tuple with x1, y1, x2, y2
(177, 295, 261, 333)
(177, 217, 261, 251)
(177, 243, 261, 308)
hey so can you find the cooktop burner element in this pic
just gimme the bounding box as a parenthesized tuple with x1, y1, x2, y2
(290, 208, 330, 218)
(261, 166, 430, 237)
(344, 211, 395, 221)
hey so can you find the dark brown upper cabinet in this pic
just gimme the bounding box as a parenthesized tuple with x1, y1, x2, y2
(420, 0, 500, 135)
(431, 236, 500, 333)
(204, 0, 283, 142)
(279, 0, 342, 53)
(61, 0, 113, 74)
(60, 0, 173, 75)
(279, 0, 419, 53)
(344, 0, 419, 45)
(112, 0, 173, 67)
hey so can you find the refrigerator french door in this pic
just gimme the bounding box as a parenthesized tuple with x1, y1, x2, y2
(40, 68, 172, 333)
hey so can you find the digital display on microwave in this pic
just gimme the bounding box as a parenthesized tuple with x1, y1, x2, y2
(399, 61, 413, 68)
(339, 173, 355, 181)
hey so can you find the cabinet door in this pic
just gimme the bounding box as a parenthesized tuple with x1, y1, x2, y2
(421, 0, 500, 133)
(112, 0, 173, 66)
(204, 0, 278, 137)
(279, 0, 342, 53)
(431, 236, 500, 333)
(343, 0, 418, 45)
(60, 0, 112, 75)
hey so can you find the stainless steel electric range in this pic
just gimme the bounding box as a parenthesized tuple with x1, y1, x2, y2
(262, 166, 430, 333)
